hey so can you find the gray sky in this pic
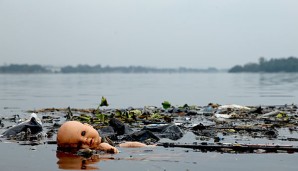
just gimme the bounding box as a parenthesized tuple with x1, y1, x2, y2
(1, 0, 298, 69)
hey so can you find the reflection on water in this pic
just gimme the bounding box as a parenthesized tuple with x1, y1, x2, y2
(258, 73, 298, 98)
(56, 152, 100, 170)
(55, 149, 165, 170)
(228, 73, 298, 104)
(259, 73, 298, 85)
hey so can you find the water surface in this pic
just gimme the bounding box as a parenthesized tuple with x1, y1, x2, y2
(1, 73, 298, 170)
(1, 73, 297, 113)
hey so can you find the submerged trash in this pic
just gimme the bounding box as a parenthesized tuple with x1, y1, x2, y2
(158, 142, 298, 153)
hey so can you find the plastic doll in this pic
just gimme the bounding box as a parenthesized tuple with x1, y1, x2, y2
(57, 121, 152, 154)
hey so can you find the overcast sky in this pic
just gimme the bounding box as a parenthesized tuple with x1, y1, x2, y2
(0, 0, 297, 69)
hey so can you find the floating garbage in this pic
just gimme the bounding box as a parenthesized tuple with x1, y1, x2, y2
(198, 106, 215, 115)
(217, 104, 250, 111)
(214, 104, 250, 119)
(214, 113, 234, 119)
(122, 130, 160, 143)
(143, 124, 184, 140)
(1, 113, 42, 139)
(259, 110, 281, 119)
(1, 102, 298, 155)
(109, 118, 133, 135)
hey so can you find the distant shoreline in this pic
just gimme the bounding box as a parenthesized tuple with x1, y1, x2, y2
(0, 64, 219, 74)
(228, 56, 298, 73)
(1, 56, 298, 73)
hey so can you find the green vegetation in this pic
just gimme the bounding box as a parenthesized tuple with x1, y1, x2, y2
(99, 96, 109, 107)
(229, 56, 298, 73)
(162, 101, 172, 109)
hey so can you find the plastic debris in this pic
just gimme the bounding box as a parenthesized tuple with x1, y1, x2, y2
(1, 113, 42, 138)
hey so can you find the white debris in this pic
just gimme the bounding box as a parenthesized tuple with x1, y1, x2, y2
(214, 113, 233, 119)
(258, 110, 280, 119)
(218, 104, 250, 111)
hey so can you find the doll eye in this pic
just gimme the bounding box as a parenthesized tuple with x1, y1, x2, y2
(81, 131, 86, 136)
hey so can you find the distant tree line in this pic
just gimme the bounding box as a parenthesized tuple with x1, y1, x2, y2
(0, 64, 218, 73)
(229, 56, 298, 73)
(60, 64, 218, 73)
(0, 64, 51, 73)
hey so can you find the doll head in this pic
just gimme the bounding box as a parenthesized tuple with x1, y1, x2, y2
(57, 121, 101, 149)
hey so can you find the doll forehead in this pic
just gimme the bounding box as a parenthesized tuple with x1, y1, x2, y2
(61, 121, 98, 135)
(81, 124, 91, 129)
(71, 122, 92, 130)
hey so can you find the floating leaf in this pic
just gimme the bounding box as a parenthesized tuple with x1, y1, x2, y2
(183, 104, 189, 108)
(276, 113, 283, 118)
(162, 101, 171, 109)
(115, 109, 122, 118)
(77, 114, 91, 123)
(178, 104, 189, 109)
(100, 96, 109, 107)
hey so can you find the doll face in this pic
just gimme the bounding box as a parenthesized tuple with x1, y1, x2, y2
(57, 121, 101, 149)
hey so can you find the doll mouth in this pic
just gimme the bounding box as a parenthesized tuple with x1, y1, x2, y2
(89, 138, 96, 146)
